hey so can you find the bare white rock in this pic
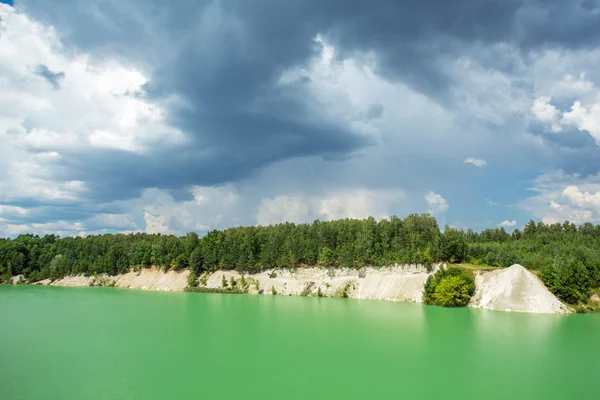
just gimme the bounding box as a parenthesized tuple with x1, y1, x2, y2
(29, 263, 571, 314)
(469, 264, 570, 313)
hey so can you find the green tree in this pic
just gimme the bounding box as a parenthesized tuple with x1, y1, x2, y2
(424, 267, 475, 307)
(432, 276, 473, 307)
(187, 272, 198, 288)
(189, 248, 204, 273)
(172, 254, 188, 271)
(317, 247, 335, 267)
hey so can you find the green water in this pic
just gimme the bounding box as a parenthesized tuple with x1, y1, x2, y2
(1, 286, 599, 399)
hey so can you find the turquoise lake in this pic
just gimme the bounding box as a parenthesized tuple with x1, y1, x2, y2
(1, 285, 599, 399)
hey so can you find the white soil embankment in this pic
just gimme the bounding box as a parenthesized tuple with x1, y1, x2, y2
(36, 267, 189, 292)
(29, 264, 434, 302)
(111, 268, 189, 291)
(469, 264, 569, 313)
(21, 263, 571, 314)
(206, 264, 437, 302)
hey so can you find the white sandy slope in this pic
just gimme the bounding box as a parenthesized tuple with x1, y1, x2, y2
(23, 263, 570, 313)
(36, 267, 189, 291)
(206, 264, 436, 302)
(32, 264, 433, 302)
(469, 264, 569, 314)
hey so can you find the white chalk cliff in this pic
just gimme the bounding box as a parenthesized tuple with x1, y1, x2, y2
(30, 263, 570, 313)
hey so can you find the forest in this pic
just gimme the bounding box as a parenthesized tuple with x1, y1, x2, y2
(1, 214, 599, 305)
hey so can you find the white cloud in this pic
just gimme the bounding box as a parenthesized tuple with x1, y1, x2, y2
(562, 185, 600, 210)
(0, 205, 30, 217)
(0, 219, 86, 238)
(315, 189, 405, 221)
(0, 5, 187, 204)
(464, 157, 487, 167)
(277, 35, 384, 140)
(87, 213, 138, 230)
(531, 96, 562, 132)
(255, 196, 310, 226)
(0, 156, 87, 202)
(0, 184, 242, 237)
(518, 171, 600, 224)
(560, 101, 600, 145)
(485, 198, 499, 206)
(256, 189, 406, 225)
(119, 185, 240, 234)
(530, 59, 600, 146)
(143, 211, 171, 235)
(448, 49, 530, 126)
(5, 5, 600, 237)
(498, 220, 517, 227)
(0, 6, 185, 152)
(278, 34, 454, 144)
(425, 191, 448, 215)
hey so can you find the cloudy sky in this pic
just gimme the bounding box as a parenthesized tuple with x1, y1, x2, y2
(2, 0, 600, 237)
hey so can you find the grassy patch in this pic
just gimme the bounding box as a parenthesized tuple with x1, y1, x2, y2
(185, 287, 245, 295)
(300, 282, 315, 297)
(333, 281, 354, 298)
(198, 272, 208, 287)
(449, 263, 499, 272)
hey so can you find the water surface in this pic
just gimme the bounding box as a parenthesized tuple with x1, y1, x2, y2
(1, 285, 598, 399)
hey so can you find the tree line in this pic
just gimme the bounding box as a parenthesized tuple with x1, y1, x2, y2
(1, 215, 599, 305)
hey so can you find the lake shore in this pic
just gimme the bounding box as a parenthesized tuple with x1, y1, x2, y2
(8, 263, 571, 314)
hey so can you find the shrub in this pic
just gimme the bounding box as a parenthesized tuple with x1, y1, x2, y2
(185, 287, 245, 295)
(423, 267, 475, 307)
(358, 267, 367, 279)
(271, 286, 277, 295)
(334, 281, 353, 298)
(432, 276, 472, 307)
(199, 273, 208, 286)
(301, 282, 315, 296)
(187, 272, 198, 288)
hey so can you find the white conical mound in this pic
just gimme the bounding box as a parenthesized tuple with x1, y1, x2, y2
(469, 264, 570, 313)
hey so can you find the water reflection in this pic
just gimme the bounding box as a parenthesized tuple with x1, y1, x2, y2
(472, 308, 565, 340)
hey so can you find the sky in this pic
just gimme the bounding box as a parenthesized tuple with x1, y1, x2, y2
(2, 1, 600, 237)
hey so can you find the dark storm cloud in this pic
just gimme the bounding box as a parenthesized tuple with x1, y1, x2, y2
(13, 0, 600, 211)
(49, 114, 364, 205)
(516, 0, 600, 49)
(20, 0, 600, 103)
(34, 64, 65, 89)
(2, 204, 92, 225)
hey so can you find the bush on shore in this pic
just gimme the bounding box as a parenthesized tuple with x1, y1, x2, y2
(187, 272, 198, 288)
(423, 267, 475, 307)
